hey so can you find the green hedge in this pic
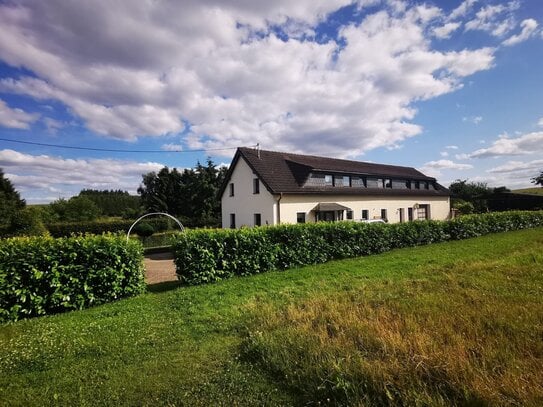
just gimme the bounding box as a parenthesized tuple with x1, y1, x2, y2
(0, 234, 145, 322)
(172, 211, 543, 285)
(46, 218, 174, 238)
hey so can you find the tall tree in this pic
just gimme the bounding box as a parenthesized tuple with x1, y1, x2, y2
(0, 168, 26, 227)
(79, 189, 141, 217)
(532, 171, 543, 187)
(138, 160, 227, 226)
(449, 179, 492, 213)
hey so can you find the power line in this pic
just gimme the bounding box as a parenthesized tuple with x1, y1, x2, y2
(0, 137, 245, 153)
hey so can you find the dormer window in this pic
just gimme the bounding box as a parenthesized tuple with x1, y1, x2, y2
(324, 175, 333, 185)
(334, 175, 350, 187)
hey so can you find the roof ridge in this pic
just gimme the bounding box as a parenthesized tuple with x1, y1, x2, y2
(238, 146, 419, 172)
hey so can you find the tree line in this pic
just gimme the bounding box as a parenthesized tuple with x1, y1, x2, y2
(0, 159, 228, 236)
(2, 164, 542, 236)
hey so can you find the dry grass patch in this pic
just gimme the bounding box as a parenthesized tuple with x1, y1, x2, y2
(243, 250, 543, 406)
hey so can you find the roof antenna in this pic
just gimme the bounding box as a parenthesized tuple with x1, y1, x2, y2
(256, 143, 260, 159)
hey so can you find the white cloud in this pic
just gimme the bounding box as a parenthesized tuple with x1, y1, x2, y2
(502, 19, 539, 46)
(421, 159, 473, 170)
(0, 1, 497, 157)
(433, 22, 461, 39)
(448, 0, 478, 21)
(0, 99, 39, 129)
(538, 117, 543, 127)
(465, 1, 520, 37)
(0, 149, 164, 202)
(440, 151, 449, 157)
(161, 143, 183, 151)
(487, 159, 543, 173)
(465, 131, 543, 158)
(419, 159, 473, 179)
(43, 117, 65, 134)
(446, 145, 459, 150)
(462, 115, 482, 124)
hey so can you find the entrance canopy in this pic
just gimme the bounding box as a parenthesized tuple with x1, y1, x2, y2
(312, 202, 351, 212)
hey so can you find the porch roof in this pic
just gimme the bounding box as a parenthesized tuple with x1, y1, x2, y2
(312, 202, 351, 212)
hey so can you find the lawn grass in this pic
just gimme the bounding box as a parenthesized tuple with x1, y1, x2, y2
(513, 187, 543, 195)
(1, 228, 542, 406)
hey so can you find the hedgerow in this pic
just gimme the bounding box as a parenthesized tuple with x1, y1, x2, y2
(172, 210, 543, 285)
(45, 218, 173, 238)
(0, 234, 145, 322)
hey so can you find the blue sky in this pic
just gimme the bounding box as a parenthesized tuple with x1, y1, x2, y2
(0, 0, 542, 203)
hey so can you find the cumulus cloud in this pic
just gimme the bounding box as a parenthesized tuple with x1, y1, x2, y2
(448, 0, 478, 21)
(465, 1, 520, 36)
(418, 159, 473, 179)
(502, 18, 538, 46)
(161, 143, 183, 152)
(0, 99, 39, 129)
(487, 159, 543, 173)
(433, 22, 461, 39)
(0, 0, 498, 157)
(464, 132, 543, 158)
(0, 149, 164, 202)
(538, 117, 543, 127)
(421, 159, 473, 170)
(446, 145, 459, 149)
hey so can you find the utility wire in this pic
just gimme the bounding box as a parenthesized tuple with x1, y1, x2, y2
(0, 137, 246, 153)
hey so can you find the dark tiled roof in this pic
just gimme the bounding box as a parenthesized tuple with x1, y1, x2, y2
(223, 147, 450, 196)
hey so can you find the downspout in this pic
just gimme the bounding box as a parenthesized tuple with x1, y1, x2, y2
(276, 193, 283, 224)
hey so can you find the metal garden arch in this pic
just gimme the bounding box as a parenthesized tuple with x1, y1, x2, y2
(126, 212, 184, 242)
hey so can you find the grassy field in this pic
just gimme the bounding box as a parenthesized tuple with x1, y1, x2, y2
(513, 187, 543, 195)
(1, 228, 542, 406)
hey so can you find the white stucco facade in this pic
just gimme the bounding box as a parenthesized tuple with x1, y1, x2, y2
(221, 157, 277, 228)
(222, 156, 451, 228)
(279, 194, 450, 224)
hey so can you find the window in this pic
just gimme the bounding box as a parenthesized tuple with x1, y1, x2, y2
(384, 179, 392, 188)
(380, 209, 388, 222)
(361, 209, 369, 220)
(399, 208, 405, 223)
(376, 178, 384, 188)
(253, 178, 260, 194)
(414, 181, 420, 189)
(229, 183, 234, 196)
(334, 175, 350, 187)
(297, 212, 306, 223)
(230, 213, 236, 229)
(346, 210, 353, 220)
(423, 181, 429, 190)
(324, 175, 333, 186)
(351, 176, 366, 188)
(254, 213, 261, 226)
(417, 204, 430, 220)
(408, 207, 413, 221)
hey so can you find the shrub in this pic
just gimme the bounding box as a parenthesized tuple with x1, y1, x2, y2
(9, 207, 49, 237)
(0, 234, 145, 322)
(46, 217, 175, 237)
(171, 211, 543, 286)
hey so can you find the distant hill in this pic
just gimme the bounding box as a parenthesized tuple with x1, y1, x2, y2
(513, 188, 543, 196)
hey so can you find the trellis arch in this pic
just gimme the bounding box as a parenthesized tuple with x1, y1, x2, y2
(126, 212, 184, 242)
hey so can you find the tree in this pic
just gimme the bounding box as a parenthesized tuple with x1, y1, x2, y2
(138, 160, 227, 227)
(448, 179, 492, 213)
(0, 168, 26, 227)
(49, 196, 101, 222)
(532, 171, 543, 187)
(79, 189, 141, 217)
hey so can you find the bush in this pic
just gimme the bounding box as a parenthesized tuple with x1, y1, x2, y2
(46, 217, 175, 237)
(49, 196, 101, 222)
(133, 222, 155, 240)
(0, 234, 145, 322)
(171, 211, 543, 285)
(9, 208, 49, 237)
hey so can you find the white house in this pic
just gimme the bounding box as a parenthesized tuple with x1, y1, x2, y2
(220, 147, 451, 228)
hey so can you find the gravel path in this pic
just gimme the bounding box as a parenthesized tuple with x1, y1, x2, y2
(144, 252, 177, 285)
